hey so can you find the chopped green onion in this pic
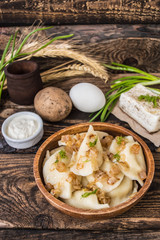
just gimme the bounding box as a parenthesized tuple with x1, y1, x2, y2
(59, 150, 67, 159)
(116, 136, 124, 145)
(84, 159, 90, 162)
(138, 94, 160, 108)
(81, 189, 98, 198)
(89, 138, 97, 147)
(113, 153, 121, 162)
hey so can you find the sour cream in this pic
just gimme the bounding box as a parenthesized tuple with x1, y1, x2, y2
(7, 114, 39, 140)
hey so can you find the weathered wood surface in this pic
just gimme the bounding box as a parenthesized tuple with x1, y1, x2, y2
(0, 151, 160, 230)
(0, 25, 160, 239)
(0, 0, 160, 25)
(1, 25, 160, 74)
(1, 229, 160, 240)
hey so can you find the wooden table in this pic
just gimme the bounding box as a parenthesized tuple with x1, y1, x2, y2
(0, 25, 160, 240)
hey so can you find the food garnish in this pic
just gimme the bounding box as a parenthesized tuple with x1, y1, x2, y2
(89, 138, 97, 147)
(138, 94, 160, 108)
(116, 136, 125, 145)
(113, 153, 121, 162)
(59, 150, 67, 159)
(81, 189, 98, 198)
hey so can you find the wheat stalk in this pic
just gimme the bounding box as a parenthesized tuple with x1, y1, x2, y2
(32, 45, 108, 82)
(41, 62, 108, 83)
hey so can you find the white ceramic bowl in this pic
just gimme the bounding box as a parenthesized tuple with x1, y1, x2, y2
(1, 111, 43, 149)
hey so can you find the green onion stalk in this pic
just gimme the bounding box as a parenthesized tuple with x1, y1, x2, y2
(90, 62, 160, 122)
(0, 27, 73, 101)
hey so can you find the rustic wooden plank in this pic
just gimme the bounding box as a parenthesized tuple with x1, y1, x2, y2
(0, 153, 159, 230)
(1, 229, 160, 240)
(1, 25, 160, 44)
(1, 26, 160, 73)
(0, 0, 160, 25)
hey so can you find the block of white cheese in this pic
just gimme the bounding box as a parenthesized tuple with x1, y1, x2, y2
(119, 84, 160, 133)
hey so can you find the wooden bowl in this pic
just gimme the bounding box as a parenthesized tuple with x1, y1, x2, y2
(34, 122, 155, 219)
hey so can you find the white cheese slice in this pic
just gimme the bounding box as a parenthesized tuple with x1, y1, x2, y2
(119, 84, 160, 133)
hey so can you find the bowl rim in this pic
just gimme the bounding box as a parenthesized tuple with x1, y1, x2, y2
(34, 122, 155, 217)
(1, 111, 43, 143)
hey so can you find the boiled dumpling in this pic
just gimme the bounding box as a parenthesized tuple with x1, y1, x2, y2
(108, 176, 138, 207)
(87, 157, 124, 193)
(118, 142, 146, 186)
(109, 135, 134, 154)
(64, 189, 109, 210)
(43, 147, 79, 199)
(70, 125, 103, 176)
(109, 137, 146, 186)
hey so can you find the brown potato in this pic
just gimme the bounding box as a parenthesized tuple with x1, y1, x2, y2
(34, 87, 72, 122)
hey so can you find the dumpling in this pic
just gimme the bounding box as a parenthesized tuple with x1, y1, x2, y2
(109, 135, 134, 154)
(64, 189, 109, 210)
(87, 157, 124, 193)
(70, 125, 103, 176)
(108, 176, 138, 207)
(43, 148, 81, 199)
(109, 137, 146, 186)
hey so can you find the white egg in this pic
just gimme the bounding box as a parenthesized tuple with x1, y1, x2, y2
(69, 83, 106, 113)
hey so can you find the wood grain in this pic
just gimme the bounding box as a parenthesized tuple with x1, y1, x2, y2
(1, 27, 160, 73)
(0, 153, 159, 229)
(0, 25, 160, 238)
(1, 229, 160, 240)
(0, 0, 160, 25)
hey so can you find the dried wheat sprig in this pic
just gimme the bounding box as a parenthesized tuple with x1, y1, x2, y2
(42, 70, 84, 83)
(32, 46, 109, 82)
(8, 37, 108, 82)
(41, 62, 108, 82)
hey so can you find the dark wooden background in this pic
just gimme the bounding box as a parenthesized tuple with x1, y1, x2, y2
(0, 1, 160, 239)
(0, 25, 160, 240)
(0, 0, 160, 25)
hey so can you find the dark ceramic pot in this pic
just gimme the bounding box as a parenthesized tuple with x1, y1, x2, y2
(5, 60, 43, 105)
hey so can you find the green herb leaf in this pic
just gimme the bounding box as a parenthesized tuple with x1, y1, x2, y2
(59, 150, 67, 159)
(138, 94, 160, 108)
(0, 34, 13, 69)
(89, 138, 97, 147)
(81, 189, 98, 198)
(113, 153, 121, 162)
(55, 159, 59, 163)
(84, 159, 90, 162)
(116, 136, 124, 145)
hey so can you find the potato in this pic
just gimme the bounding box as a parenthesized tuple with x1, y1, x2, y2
(34, 87, 72, 122)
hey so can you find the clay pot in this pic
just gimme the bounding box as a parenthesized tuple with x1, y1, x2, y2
(5, 60, 43, 105)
